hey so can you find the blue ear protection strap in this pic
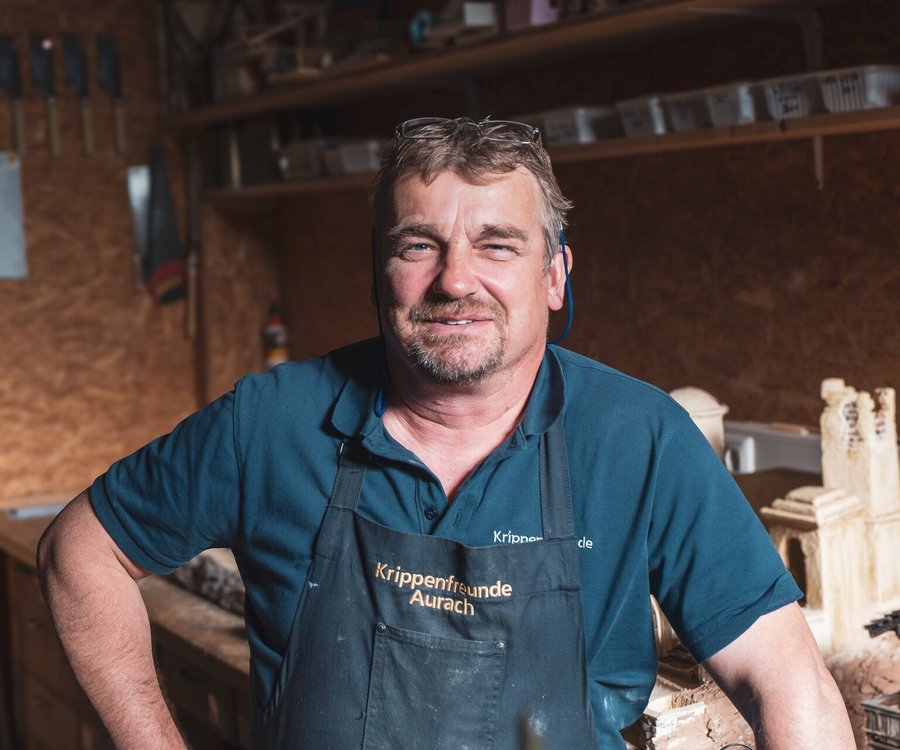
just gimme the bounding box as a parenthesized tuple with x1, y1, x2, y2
(371, 228, 389, 417)
(548, 227, 574, 345)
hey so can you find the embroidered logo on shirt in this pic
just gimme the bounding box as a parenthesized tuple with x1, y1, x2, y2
(493, 529, 595, 549)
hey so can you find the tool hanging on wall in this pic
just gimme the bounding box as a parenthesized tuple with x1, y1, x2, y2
(0, 36, 25, 156)
(0, 154, 27, 280)
(63, 34, 94, 155)
(144, 147, 186, 304)
(30, 33, 61, 156)
(126, 163, 149, 289)
(97, 35, 126, 155)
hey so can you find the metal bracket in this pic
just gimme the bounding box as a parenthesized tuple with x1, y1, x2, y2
(692, 6, 823, 69)
(694, 5, 826, 188)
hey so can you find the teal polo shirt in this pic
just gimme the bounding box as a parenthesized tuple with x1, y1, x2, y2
(91, 339, 800, 747)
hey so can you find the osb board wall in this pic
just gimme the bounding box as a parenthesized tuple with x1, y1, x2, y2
(277, 188, 379, 357)
(0, 0, 197, 498)
(200, 204, 280, 401)
(274, 1, 900, 428)
(557, 132, 900, 425)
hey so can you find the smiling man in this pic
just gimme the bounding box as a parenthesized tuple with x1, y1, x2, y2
(38, 117, 854, 749)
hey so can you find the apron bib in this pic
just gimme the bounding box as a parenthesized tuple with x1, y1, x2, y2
(253, 419, 599, 749)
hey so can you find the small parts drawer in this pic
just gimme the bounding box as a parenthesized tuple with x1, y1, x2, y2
(156, 647, 238, 741)
(23, 672, 79, 750)
(9, 561, 82, 703)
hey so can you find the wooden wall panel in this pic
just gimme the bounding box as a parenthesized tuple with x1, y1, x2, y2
(557, 130, 900, 424)
(277, 188, 378, 359)
(0, 0, 196, 498)
(200, 205, 280, 402)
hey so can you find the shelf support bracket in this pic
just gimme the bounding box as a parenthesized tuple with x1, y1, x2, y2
(693, 5, 825, 188)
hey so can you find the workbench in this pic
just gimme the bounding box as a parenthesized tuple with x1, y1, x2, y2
(0, 506, 252, 750)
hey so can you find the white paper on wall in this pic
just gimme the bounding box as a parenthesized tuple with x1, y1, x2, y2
(0, 152, 26, 279)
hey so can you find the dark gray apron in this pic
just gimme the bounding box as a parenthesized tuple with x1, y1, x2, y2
(253, 419, 599, 749)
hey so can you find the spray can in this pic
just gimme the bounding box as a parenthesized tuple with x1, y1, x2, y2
(262, 303, 289, 369)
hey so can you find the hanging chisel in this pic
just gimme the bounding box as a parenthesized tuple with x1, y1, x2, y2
(64, 34, 93, 155)
(0, 36, 25, 156)
(30, 33, 61, 157)
(97, 35, 126, 155)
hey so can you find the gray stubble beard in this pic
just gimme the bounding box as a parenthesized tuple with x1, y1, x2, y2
(404, 333, 505, 384)
(396, 301, 508, 384)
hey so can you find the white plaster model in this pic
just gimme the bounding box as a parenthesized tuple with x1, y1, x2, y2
(668, 387, 729, 459)
(762, 486, 867, 654)
(821, 378, 900, 605)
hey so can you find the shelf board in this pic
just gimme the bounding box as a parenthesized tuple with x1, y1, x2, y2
(206, 105, 900, 207)
(551, 104, 900, 161)
(174, 0, 829, 129)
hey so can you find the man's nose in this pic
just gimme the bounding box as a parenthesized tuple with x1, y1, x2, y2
(432, 247, 479, 299)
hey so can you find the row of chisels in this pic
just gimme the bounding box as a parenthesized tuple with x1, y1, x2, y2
(0, 32, 126, 157)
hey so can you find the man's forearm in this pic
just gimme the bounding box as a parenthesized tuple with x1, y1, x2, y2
(751, 670, 855, 750)
(37, 493, 186, 750)
(705, 603, 855, 750)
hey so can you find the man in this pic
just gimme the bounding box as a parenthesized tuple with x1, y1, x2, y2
(38, 117, 854, 749)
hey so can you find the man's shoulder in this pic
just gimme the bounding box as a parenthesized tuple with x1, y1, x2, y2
(551, 346, 680, 417)
(233, 339, 380, 413)
(239, 339, 379, 388)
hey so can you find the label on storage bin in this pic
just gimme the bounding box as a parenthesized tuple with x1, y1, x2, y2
(768, 82, 807, 118)
(820, 72, 864, 111)
(545, 120, 578, 144)
(620, 102, 664, 136)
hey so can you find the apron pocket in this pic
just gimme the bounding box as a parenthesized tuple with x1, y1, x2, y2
(362, 622, 507, 750)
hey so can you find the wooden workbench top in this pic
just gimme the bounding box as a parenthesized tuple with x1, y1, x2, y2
(0, 506, 251, 687)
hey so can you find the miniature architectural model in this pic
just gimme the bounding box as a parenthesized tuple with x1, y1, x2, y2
(762, 379, 900, 655)
(821, 378, 900, 606)
(762, 486, 867, 654)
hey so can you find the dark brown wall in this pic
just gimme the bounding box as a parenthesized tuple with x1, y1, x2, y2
(277, 0, 900, 427)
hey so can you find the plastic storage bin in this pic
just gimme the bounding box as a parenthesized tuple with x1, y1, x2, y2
(704, 81, 767, 126)
(322, 144, 344, 177)
(761, 73, 824, 119)
(505, 0, 560, 32)
(662, 90, 710, 131)
(816, 65, 900, 112)
(863, 693, 900, 750)
(337, 140, 390, 174)
(522, 106, 621, 144)
(616, 95, 667, 137)
(278, 139, 331, 181)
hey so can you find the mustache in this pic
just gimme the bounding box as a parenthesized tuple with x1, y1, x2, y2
(408, 300, 505, 323)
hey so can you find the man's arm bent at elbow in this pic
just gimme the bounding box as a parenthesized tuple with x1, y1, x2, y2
(703, 602, 855, 750)
(36, 490, 187, 750)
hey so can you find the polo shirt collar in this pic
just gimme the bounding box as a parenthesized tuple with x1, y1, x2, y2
(330, 341, 567, 444)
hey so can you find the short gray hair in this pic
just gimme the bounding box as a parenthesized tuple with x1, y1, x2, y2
(371, 118, 573, 268)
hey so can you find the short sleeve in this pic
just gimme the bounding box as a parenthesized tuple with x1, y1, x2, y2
(89, 390, 241, 575)
(647, 415, 802, 662)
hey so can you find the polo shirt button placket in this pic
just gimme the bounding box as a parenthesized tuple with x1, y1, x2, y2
(423, 507, 437, 521)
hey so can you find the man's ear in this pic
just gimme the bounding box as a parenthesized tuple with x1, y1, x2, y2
(547, 245, 573, 311)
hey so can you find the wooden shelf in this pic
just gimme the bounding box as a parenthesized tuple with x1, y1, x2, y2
(206, 105, 900, 207)
(174, 0, 839, 129)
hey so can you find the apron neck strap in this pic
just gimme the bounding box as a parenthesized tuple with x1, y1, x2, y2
(329, 441, 370, 510)
(539, 418, 574, 540)
(331, 418, 574, 540)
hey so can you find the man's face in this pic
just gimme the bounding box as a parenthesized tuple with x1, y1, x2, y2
(380, 168, 567, 385)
